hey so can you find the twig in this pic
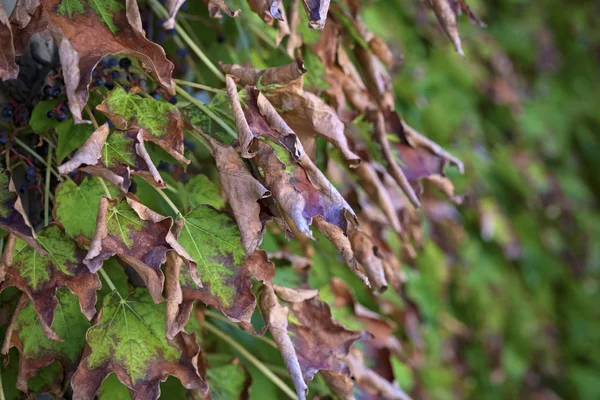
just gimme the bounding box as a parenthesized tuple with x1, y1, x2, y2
(175, 86, 237, 138)
(173, 79, 227, 95)
(12, 137, 60, 179)
(205, 309, 278, 349)
(147, 0, 225, 81)
(84, 105, 99, 129)
(44, 145, 53, 226)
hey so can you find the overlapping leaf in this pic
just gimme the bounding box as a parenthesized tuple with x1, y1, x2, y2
(172, 205, 273, 333)
(2, 290, 91, 394)
(1, 224, 100, 339)
(0, 170, 44, 254)
(84, 195, 196, 302)
(57, 123, 166, 192)
(71, 289, 208, 400)
(0, 2, 17, 80)
(97, 87, 189, 164)
(7, 0, 175, 123)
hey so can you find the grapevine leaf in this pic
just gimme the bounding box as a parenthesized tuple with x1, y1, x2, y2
(174, 206, 274, 331)
(185, 174, 224, 210)
(2, 290, 91, 394)
(97, 87, 189, 164)
(9, 0, 175, 123)
(53, 176, 119, 240)
(71, 288, 208, 400)
(206, 362, 251, 400)
(0, 3, 17, 80)
(58, 123, 167, 192)
(1, 224, 101, 340)
(30, 99, 94, 161)
(97, 373, 132, 399)
(84, 196, 197, 303)
(378, 110, 464, 201)
(0, 170, 44, 254)
(199, 131, 272, 255)
(221, 60, 361, 166)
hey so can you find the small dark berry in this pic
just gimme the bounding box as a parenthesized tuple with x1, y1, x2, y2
(47, 110, 55, 119)
(167, 28, 176, 35)
(130, 73, 137, 80)
(43, 85, 53, 96)
(26, 174, 36, 183)
(157, 32, 167, 42)
(98, 59, 108, 67)
(181, 1, 188, 10)
(52, 88, 61, 98)
(2, 107, 12, 118)
(119, 58, 132, 70)
(176, 48, 187, 57)
(92, 69, 99, 77)
(94, 77, 106, 86)
(26, 166, 36, 175)
(169, 96, 177, 104)
(0, 135, 8, 145)
(151, 92, 161, 100)
(60, 103, 68, 112)
(111, 70, 120, 80)
(217, 34, 226, 43)
(57, 112, 67, 122)
(18, 184, 27, 194)
(105, 82, 115, 90)
(107, 58, 119, 67)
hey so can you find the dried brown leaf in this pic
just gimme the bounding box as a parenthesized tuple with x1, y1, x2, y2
(0, 3, 18, 81)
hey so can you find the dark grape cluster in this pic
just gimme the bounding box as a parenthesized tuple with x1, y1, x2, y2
(46, 101, 69, 122)
(2, 103, 30, 127)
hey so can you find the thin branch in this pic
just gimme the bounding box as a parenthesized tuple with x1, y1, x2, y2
(147, 0, 225, 81)
(84, 105, 99, 129)
(174, 79, 227, 95)
(175, 85, 237, 138)
(12, 137, 60, 179)
(44, 145, 53, 226)
(205, 309, 278, 349)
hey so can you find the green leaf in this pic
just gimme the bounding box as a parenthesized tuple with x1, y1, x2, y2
(185, 174, 224, 210)
(102, 131, 136, 168)
(105, 200, 145, 247)
(207, 363, 248, 399)
(54, 176, 118, 240)
(12, 290, 90, 377)
(30, 99, 94, 161)
(57, 0, 85, 21)
(178, 206, 247, 307)
(99, 87, 176, 137)
(72, 288, 207, 398)
(88, 0, 125, 34)
(98, 373, 132, 400)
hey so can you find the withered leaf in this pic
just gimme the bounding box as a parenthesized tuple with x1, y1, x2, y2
(164, 0, 239, 29)
(0, 3, 18, 81)
(174, 205, 274, 331)
(1, 224, 101, 340)
(429, 0, 485, 56)
(84, 196, 196, 303)
(202, 131, 271, 255)
(71, 289, 208, 400)
(97, 87, 189, 164)
(221, 60, 361, 166)
(0, 170, 44, 254)
(10, 0, 175, 122)
(2, 290, 91, 394)
(58, 123, 166, 192)
(299, 0, 330, 30)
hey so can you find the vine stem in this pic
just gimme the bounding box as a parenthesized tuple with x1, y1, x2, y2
(173, 79, 227, 95)
(97, 177, 111, 198)
(204, 309, 278, 349)
(44, 145, 53, 226)
(175, 85, 237, 138)
(84, 105, 99, 129)
(12, 137, 60, 179)
(203, 321, 298, 400)
(99, 267, 118, 293)
(147, 0, 225, 81)
(152, 184, 183, 218)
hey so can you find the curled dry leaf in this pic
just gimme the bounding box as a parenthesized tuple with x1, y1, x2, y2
(259, 284, 308, 400)
(164, 0, 239, 29)
(248, 0, 274, 23)
(226, 74, 257, 158)
(193, 127, 272, 255)
(285, 0, 303, 57)
(58, 123, 165, 192)
(1, 224, 101, 340)
(2, 290, 91, 394)
(97, 87, 189, 164)
(0, 3, 18, 81)
(10, 0, 175, 122)
(429, 0, 484, 55)
(84, 196, 197, 303)
(221, 60, 361, 166)
(71, 289, 208, 400)
(347, 224, 388, 294)
(300, 0, 330, 29)
(0, 170, 45, 254)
